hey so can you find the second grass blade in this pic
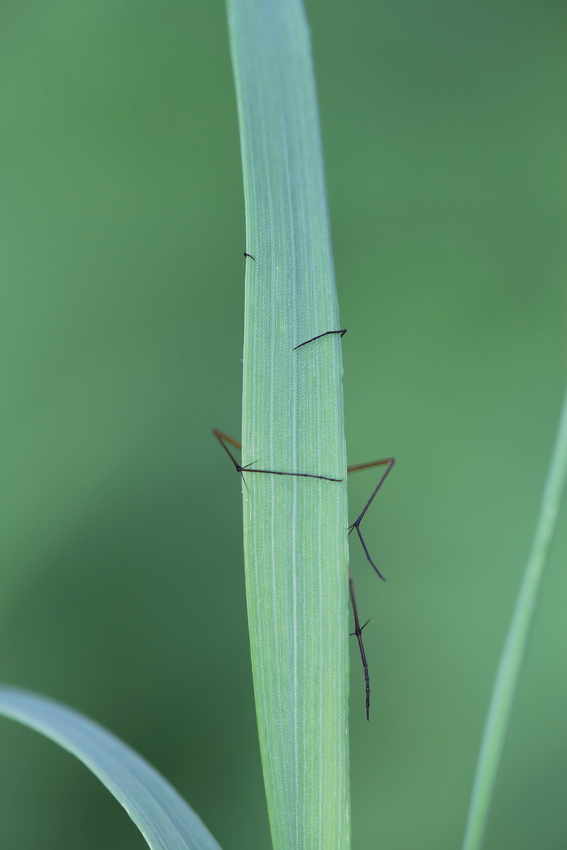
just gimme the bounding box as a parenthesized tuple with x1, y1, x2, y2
(0, 686, 223, 850)
(462, 382, 567, 850)
(226, 2, 350, 849)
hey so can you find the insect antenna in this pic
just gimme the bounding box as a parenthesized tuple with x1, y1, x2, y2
(244, 252, 255, 261)
(347, 457, 395, 580)
(293, 328, 347, 351)
(349, 570, 371, 721)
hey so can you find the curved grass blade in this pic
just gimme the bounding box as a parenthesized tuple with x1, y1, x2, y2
(0, 686, 223, 850)
(462, 381, 567, 850)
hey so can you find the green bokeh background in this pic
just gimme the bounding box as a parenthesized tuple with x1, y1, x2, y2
(0, 1, 565, 848)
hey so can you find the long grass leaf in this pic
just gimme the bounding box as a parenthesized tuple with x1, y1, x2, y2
(226, 2, 350, 849)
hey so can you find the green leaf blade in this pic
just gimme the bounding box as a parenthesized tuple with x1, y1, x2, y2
(227, 2, 350, 850)
(0, 686, 223, 850)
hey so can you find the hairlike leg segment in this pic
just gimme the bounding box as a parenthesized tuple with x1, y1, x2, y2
(349, 570, 371, 720)
(347, 457, 395, 580)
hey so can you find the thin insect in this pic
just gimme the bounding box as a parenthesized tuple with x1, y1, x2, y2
(244, 252, 255, 261)
(349, 570, 371, 720)
(293, 328, 347, 351)
(212, 429, 342, 483)
(213, 430, 393, 720)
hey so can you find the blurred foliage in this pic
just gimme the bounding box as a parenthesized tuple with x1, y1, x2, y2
(0, 1, 565, 849)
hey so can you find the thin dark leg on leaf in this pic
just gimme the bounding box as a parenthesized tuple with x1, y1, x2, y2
(212, 429, 343, 483)
(244, 252, 255, 261)
(349, 570, 371, 721)
(293, 328, 347, 351)
(347, 457, 395, 580)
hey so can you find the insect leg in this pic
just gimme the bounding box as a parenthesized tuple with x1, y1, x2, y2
(349, 570, 371, 720)
(293, 328, 347, 351)
(212, 429, 343, 483)
(347, 457, 395, 580)
(244, 252, 255, 261)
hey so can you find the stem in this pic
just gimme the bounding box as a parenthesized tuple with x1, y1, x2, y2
(462, 381, 567, 850)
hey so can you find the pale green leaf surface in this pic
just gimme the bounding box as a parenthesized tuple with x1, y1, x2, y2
(0, 686, 223, 850)
(227, 2, 350, 850)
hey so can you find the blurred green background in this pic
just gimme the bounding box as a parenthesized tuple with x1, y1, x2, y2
(0, 1, 565, 848)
